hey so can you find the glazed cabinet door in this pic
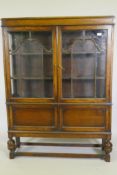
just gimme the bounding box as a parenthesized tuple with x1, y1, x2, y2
(4, 27, 57, 102)
(58, 26, 113, 103)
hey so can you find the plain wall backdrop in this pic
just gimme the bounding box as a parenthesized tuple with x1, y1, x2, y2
(0, 0, 117, 135)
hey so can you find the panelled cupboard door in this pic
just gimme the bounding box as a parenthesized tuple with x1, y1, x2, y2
(3, 26, 57, 102)
(58, 25, 113, 103)
(8, 104, 58, 131)
(59, 105, 111, 132)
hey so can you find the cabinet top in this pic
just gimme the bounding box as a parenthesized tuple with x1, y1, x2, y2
(1, 16, 115, 27)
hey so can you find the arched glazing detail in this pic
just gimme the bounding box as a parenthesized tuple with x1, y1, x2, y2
(9, 31, 53, 98)
(62, 30, 107, 98)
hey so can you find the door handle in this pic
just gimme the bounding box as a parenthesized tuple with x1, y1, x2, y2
(54, 64, 65, 70)
(58, 65, 65, 70)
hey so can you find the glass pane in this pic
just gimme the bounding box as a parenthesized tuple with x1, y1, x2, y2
(96, 53, 106, 77)
(9, 31, 53, 98)
(73, 80, 95, 98)
(62, 29, 107, 98)
(72, 54, 95, 78)
(96, 79, 106, 98)
(62, 80, 71, 98)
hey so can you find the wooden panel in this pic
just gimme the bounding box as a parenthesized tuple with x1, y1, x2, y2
(60, 105, 108, 131)
(63, 109, 105, 127)
(11, 105, 58, 131)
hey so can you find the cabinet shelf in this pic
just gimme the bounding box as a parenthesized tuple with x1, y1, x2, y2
(62, 51, 103, 55)
(10, 52, 52, 56)
(62, 77, 105, 80)
(11, 76, 53, 80)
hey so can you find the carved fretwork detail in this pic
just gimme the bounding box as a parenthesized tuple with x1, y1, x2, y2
(7, 138, 16, 159)
(103, 138, 112, 162)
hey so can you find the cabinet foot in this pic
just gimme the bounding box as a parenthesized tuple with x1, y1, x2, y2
(103, 138, 112, 162)
(104, 154, 110, 162)
(7, 138, 16, 159)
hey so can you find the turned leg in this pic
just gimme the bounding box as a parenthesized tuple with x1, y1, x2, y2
(16, 137, 20, 148)
(7, 137, 16, 159)
(103, 138, 112, 162)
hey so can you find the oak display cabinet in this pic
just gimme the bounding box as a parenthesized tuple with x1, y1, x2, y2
(2, 16, 114, 161)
